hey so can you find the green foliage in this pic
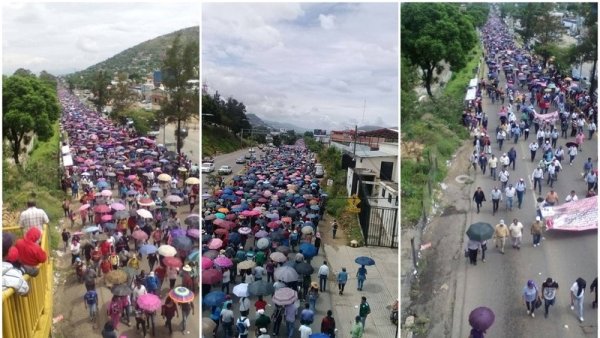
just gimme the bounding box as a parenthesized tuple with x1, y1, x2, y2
(303, 136, 323, 153)
(401, 3, 477, 97)
(110, 73, 138, 116)
(123, 108, 154, 136)
(202, 124, 248, 156)
(90, 70, 111, 113)
(461, 3, 490, 28)
(3, 74, 60, 165)
(303, 131, 314, 138)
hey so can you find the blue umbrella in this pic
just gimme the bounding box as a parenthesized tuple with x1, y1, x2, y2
(228, 232, 241, 244)
(139, 244, 158, 255)
(310, 205, 320, 211)
(97, 181, 109, 189)
(187, 250, 199, 262)
(173, 236, 193, 251)
(83, 225, 101, 233)
(104, 222, 117, 230)
(203, 291, 227, 306)
(355, 256, 375, 266)
(306, 213, 318, 219)
(298, 243, 317, 258)
(309, 334, 330, 338)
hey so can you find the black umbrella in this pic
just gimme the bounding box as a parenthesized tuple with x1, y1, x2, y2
(565, 141, 579, 149)
(111, 284, 133, 296)
(276, 246, 291, 255)
(248, 280, 275, 296)
(294, 262, 314, 275)
(466, 222, 494, 241)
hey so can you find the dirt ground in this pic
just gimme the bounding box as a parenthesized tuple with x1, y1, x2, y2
(403, 141, 475, 337)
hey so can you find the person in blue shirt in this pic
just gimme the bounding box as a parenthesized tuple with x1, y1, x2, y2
(357, 265, 367, 291)
(299, 303, 314, 325)
(337, 267, 348, 295)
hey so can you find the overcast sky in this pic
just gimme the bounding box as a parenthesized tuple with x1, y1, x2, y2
(2, 2, 199, 76)
(202, 3, 398, 131)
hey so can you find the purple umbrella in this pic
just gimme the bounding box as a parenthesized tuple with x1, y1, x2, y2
(214, 256, 233, 268)
(187, 229, 200, 239)
(255, 230, 269, 238)
(170, 229, 187, 238)
(468, 307, 495, 332)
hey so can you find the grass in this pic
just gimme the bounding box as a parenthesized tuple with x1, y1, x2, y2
(202, 124, 251, 157)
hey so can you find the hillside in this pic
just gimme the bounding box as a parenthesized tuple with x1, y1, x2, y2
(69, 26, 199, 80)
(202, 124, 251, 156)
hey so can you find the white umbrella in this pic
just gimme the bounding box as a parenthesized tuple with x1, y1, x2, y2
(165, 195, 183, 203)
(158, 245, 177, 257)
(136, 209, 153, 219)
(101, 190, 113, 197)
(185, 177, 200, 185)
(158, 173, 172, 182)
(232, 283, 250, 297)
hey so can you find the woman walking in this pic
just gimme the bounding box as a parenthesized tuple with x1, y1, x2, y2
(522, 280, 539, 318)
(570, 277, 586, 322)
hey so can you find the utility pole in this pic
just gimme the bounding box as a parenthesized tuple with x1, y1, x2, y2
(353, 125, 358, 156)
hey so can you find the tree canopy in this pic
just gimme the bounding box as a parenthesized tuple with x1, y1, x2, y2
(401, 3, 477, 97)
(202, 91, 252, 135)
(3, 73, 60, 165)
(90, 70, 111, 113)
(110, 72, 138, 119)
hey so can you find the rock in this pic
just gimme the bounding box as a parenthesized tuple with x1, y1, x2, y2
(440, 283, 449, 291)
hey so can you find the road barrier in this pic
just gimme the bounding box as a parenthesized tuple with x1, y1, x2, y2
(3, 224, 54, 338)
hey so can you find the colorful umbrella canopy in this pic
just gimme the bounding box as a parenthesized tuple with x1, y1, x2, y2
(157, 173, 172, 182)
(158, 245, 177, 257)
(168, 286, 195, 303)
(94, 205, 110, 213)
(163, 256, 183, 268)
(207, 238, 223, 250)
(110, 202, 126, 211)
(186, 228, 200, 239)
(301, 226, 314, 234)
(138, 244, 158, 255)
(83, 225, 101, 233)
(187, 250, 199, 262)
(132, 229, 149, 241)
(269, 251, 287, 263)
(256, 238, 270, 250)
(272, 287, 298, 305)
(202, 291, 226, 307)
(165, 195, 183, 203)
(255, 230, 269, 238)
(238, 227, 252, 235)
(469, 307, 495, 332)
(202, 250, 219, 259)
(136, 293, 162, 312)
(214, 256, 233, 268)
(202, 269, 223, 285)
(274, 266, 299, 282)
(185, 177, 200, 185)
(172, 236, 193, 251)
(298, 243, 317, 258)
(138, 198, 155, 207)
(101, 214, 113, 222)
(101, 190, 113, 197)
(215, 213, 226, 219)
(237, 260, 256, 270)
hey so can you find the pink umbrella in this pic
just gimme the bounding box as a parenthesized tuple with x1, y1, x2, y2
(94, 205, 111, 213)
(238, 227, 252, 235)
(79, 204, 91, 212)
(101, 190, 113, 197)
(132, 230, 148, 241)
(214, 257, 233, 268)
(136, 293, 162, 312)
(202, 257, 213, 270)
(110, 202, 126, 211)
(235, 190, 244, 195)
(207, 238, 223, 250)
(163, 256, 183, 268)
(127, 175, 138, 180)
(225, 214, 237, 221)
(101, 214, 113, 222)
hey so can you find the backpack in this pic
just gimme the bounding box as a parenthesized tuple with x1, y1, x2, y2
(236, 317, 248, 334)
(84, 290, 97, 305)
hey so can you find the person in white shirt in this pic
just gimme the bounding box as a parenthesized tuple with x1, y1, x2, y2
(504, 184, 516, 211)
(509, 219, 524, 250)
(499, 169, 510, 190)
(299, 322, 312, 338)
(529, 142, 539, 162)
(132, 279, 147, 304)
(489, 155, 498, 181)
(570, 278, 586, 322)
(318, 261, 330, 292)
(565, 190, 579, 203)
(500, 153, 510, 170)
(568, 145, 578, 165)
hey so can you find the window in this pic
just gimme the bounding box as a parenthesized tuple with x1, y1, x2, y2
(395, 196, 399, 206)
(381, 188, 386, 198)
(388, 194, 392, 204)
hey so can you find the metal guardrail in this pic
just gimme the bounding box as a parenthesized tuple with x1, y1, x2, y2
(2, 224, 54, 338)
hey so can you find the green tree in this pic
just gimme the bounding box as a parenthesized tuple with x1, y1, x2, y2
(201, 92, 223, 125)
(462, 3, 490, 28)
(13, 68, 35, 78)
(110, 72, 138, 118)
(39, 70, 57, 87)
(303, 131, 314, 138)
(572, 3, 598, 94)
(90, 70, 111, 113)
(223, 97, 251, 134)
(401, 3, 477, 98)
(160, 34, 199, 155)
(3, 75, 60, 165)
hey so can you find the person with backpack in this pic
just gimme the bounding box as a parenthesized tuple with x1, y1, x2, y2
(83, 288, 98, 321)
(236, 314, 250, 338)
(107, 295, 123, 330)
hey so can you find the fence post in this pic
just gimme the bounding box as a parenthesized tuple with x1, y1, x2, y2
(411, 237, 417, 269)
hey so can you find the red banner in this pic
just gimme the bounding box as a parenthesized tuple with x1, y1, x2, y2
(534, 110, 559, 124)
(545, 196, 598, 231)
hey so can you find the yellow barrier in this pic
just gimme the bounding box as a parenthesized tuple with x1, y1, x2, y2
(2, 225, 54, 338)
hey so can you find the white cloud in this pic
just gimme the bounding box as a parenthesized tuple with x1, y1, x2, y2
(76, 36, 100, 53)
(319, 14, 336, 30)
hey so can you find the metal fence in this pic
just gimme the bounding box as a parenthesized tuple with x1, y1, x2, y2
(357, 176, 398, 248)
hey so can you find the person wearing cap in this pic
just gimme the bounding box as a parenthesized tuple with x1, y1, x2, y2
(515, 178, 526, 209)
(504, 183, 515, 211)
(523, 279, 540, 317)
(531, 216, 543, 247)
(509, 219, 524, 250)
(542, 277, 559, 318)
(255, 308, 271, 335)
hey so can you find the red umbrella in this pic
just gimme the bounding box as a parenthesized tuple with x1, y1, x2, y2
(101, 214, 113, 222)
(202, 257, 213, 270)
(94, 205, 110, 213)
(214, 228, 229, 236)
(79, 204, 91, 212)
(267, 221, 281, 229)
(217, 221, 236, 231)
(202, 269, 223, 285)
(163, 256, 182, 268)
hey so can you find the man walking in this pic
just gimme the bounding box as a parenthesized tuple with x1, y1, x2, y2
(19, 200, 50, 233)
(542, 277, 559, 318)
(529, 141, 539, 162)
(500, 153, 510, 170)
(494, 220, 509, 254)
(490, 186, 502, 215)
(472, 187, 486, 214)
(331, 219, 338, 239)
(318, 261, 329, 292)
(515, 178, 526, 209)
(532, 166, 544, 194)
(508, 147, 517, 170)
(504, 184, 516, 211)
(531, 216, 543, 247)
(358, 296, 371, 330)
(489, 154, 498, 181)
(337, 267, 348, 295)
(478, 152, 488, 175)
(499, 168, 510, 190)
(509, 218, 524, 250)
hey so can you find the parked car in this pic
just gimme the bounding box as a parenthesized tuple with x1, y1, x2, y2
(201, 162, 215, 173)
(235, 157, 246, 164)
(218, 165, 233, 175)
(315, 164, 324, 178)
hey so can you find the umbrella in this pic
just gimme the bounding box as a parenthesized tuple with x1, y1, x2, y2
(272, 287, 298, 305)
(203, 291, 226, 307)
(238, 227, 252, 235)
(298, 243, 317, 258)
(94, 205, 110, 213)
(214, 228, 229, 236)
(101, 214, 113, 222)
(207, 238, 223, 250)
(101, 190, 113, 197)
(274, 266, 299, 283)
(103, 222, 117, 231)
(232, 283, 250, 297)
(138, 198, 155, 207)
(79, 204, 91, 212)
(255, 230, 269, 238)
(105, 270, 128, 284)
(269, 251, 287, 263)
(214, 256, 233, 268)
(110, 202, 126, 211)
(237, 260, 256, 270)
(355, 256, 376, 266)
(114, 210, 129, 219)
(132, 229, 149, 241)
(168, 286, 195, 303)
(469, 306, 495, 332)
(248, 280, 275, 296)
(157, 173, 172, 182)
(276, 246, 291, 255)
(256, 238, 270, 250)
(466, 222, 495, 241)
(217, 207, 229, 213)
(202, 256, 213, 270)
(136, 209, 153, 219)
(83, 225, 101, 233)
(173, 236, 193, 251)
(170, 228, 187, 238)
(294, 262, 314, 275)
(202, 269, 223, 284)
(111, 284, 133, 296)
(187, 228, 200, 238)
(138, 244, 158, 255)
(158, 245, 177, 257)
(136, 293, 162, 312)
(566, 141, 579, 149)
(215, 213, 226, 219)
(187, 250, 199, 262)
(185, 177, 200, 185)
(165, 195, 183, 203)
(301, 226, 314, 234)
(228, 232, 241, 244)
(163, 256, 183, 268)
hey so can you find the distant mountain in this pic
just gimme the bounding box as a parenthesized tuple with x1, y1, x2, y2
(68, 26, 199, 80)
(358, 125, 392, 132)
(246, 113, 308, 133)
(246, 113, 272, 129)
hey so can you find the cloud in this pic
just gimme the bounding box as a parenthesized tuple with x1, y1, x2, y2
(319, 14, 336, 30)
(76, 36, 100, 53)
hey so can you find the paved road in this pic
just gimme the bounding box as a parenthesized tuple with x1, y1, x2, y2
(201, 148, 256, 192)
(159, 121, 200, 162)
(452, 55, 598, 337)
